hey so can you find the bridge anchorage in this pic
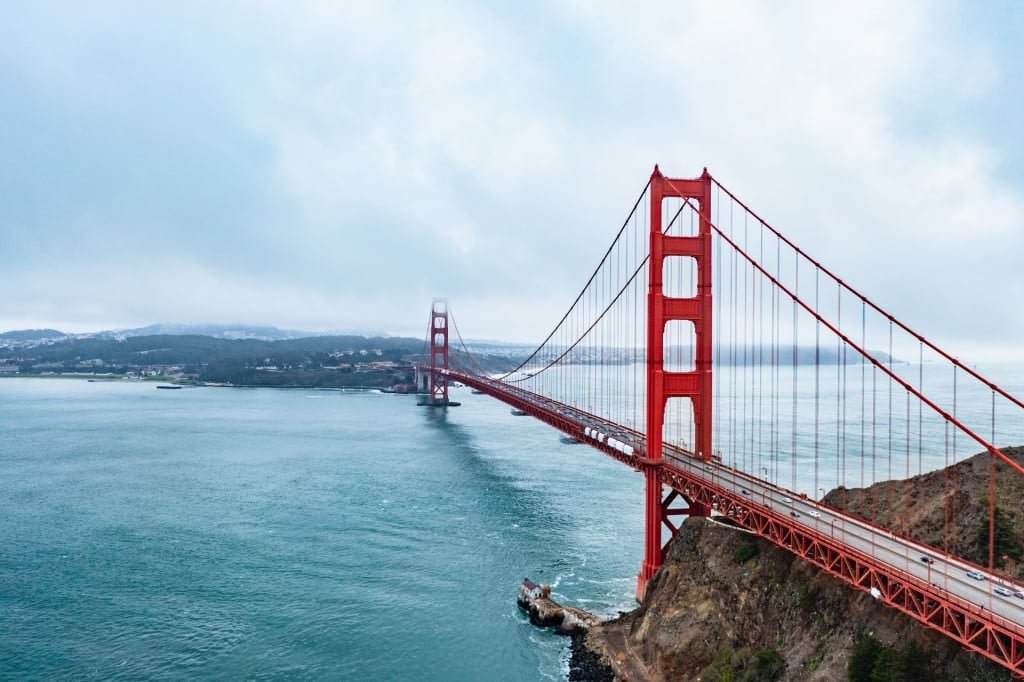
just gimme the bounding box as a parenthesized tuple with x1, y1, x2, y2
(423, 165, 1024, 677)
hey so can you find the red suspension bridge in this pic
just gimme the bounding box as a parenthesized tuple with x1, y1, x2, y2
(420, 165, 1024, 676)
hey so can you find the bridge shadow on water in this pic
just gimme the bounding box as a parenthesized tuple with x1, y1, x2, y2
(418, 407, 584, 575)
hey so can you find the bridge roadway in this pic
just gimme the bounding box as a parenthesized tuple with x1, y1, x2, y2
(675, 455, 1024, 622)
(437, 368, 1024, 672)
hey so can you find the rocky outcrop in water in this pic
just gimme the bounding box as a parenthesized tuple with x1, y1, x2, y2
(518, 579, 602, 636)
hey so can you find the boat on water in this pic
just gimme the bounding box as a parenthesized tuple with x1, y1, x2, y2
(156, 385, 182, 390)
(559, 435, 582, 445)
(510, 408, 528, 416)
(471, 389, 485, 394)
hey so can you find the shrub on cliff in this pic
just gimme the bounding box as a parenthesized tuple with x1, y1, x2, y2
(848, 634, 933, 682)
(700, 646, 785, 681)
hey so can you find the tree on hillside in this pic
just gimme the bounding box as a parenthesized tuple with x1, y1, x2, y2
(975, 506, 1023, 568)
(848, 633, 881, 682)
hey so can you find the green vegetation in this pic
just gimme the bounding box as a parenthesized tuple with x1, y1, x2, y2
(734, 541, 760, 564)
(700, 647, 786, 682)
(972, 505, 1023, 568)
(2, 333, 422, 367)
(0, 334, 521, 389)
(796, 584, 815, 611)
(847, 634, 932, 682)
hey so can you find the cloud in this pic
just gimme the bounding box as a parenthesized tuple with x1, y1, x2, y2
(548, 1, 1023, 353)
(0, 0, 1022, 357)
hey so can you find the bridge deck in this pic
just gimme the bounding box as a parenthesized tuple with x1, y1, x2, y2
(434, 367, 1024, 675)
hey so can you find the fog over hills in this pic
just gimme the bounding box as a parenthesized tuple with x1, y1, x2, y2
(0, 324, 899, 366)
(0, 324, 388, 343)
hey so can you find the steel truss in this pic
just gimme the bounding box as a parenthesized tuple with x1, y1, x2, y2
(658, 464, 1024, 676)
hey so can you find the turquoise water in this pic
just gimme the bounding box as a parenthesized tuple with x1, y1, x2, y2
(0, 379, 644, 680)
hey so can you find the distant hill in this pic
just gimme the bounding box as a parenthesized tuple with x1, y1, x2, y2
(0, 333, 426, 365)
(0, 329, 67, 341)
(0, 331, 523, 387)
(0, 323, 390, 342)
(100, 323, 331, 341)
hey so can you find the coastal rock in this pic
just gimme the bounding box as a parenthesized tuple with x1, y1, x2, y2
(518, 578, 602, 636)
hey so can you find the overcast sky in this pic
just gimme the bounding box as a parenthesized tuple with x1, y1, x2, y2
(2, 1, 1023, 359)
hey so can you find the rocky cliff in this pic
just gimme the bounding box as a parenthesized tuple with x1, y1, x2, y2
(578, 446, 1024, 681)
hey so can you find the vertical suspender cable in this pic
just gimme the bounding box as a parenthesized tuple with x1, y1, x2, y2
(731, 202, 738, 465)
(917, 343, 924, 534)
(792, 253, 799, 493)
(837, 282, 843, 501)
(715, 188, 723, 460)
(887, 320, 894, 519)
(745, 212, 753, 473)
(951, 366, 958, 556)
(814, 270, 820, 499)
(861, 299, 866, 489)
(904, 390, 911, 543)
(989, 391, 996, 574)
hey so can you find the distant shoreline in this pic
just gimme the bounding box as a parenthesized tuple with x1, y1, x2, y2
(0, 374, 422, 394)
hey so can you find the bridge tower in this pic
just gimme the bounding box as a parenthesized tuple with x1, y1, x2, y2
(428, 299, 450, 405)
(637, 166, 714, 601)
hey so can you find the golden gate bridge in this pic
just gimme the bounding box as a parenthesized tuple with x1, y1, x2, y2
(420, 165, 1024, 676)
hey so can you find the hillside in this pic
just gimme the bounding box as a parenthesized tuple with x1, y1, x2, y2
(577, 447, 1024, 681)
(0, 328, 66, 341)
(824, 446, 1024, 579)
(581, 520, 1012, 681)
(0, 333, 520, 388)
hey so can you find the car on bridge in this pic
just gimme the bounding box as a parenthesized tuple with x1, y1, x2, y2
(966, 570, 986, 581)
(919, 556, 935, 564)
(994, 587, 1013, 597)
(781, 497, 793, 504)
(808, 510, 821, 518)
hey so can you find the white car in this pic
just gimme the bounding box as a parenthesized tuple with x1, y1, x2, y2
(808, 511, 821, 518)
(781, 497, 793, 504)
(966, 570, 986, 581)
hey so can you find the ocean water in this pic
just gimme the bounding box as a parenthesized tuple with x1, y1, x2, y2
(0, 379, 644, 681)
(5, 363, 1023, 680)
